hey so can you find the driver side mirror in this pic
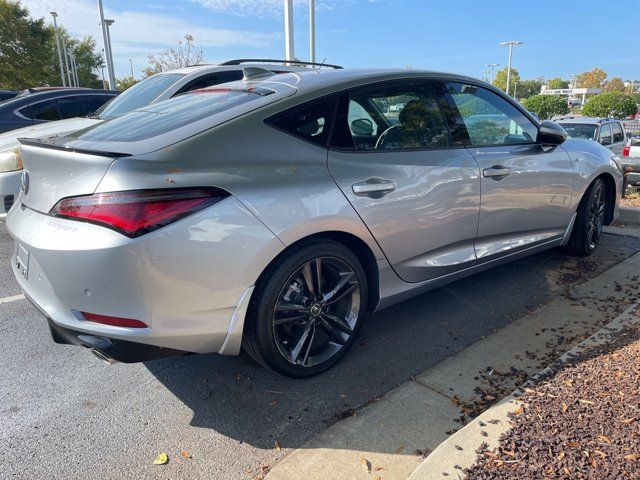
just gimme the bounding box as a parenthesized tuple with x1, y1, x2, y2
(350, 118, 374, 136)
(537, 120, 567, 146)
(599, 136, 611, 146)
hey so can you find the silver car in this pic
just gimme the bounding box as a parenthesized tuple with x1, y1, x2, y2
(7, 69, 623, 377)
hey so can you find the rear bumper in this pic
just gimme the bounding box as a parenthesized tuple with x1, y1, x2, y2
(0, 169, 20, 219)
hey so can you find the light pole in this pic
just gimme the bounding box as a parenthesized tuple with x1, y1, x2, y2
(129, 58, 134, 78)
(50, 12, 66, 87)
(67, 51, 77, 86)
(105, 19, 116, 86)
(284, 0, 294, 62)
(499, 41, 522, 96)
(97, 0, 116, 90)
(486, 63, 499, 84)
(72, 55, 80, 86)
(61, 36, 72, 86)
(309, 0, 315, 64)
(100, 64, 106, 89)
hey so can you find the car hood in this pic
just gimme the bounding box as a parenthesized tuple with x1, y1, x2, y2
(0, 117, 101, 153)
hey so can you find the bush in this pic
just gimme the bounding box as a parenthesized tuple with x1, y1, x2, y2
(521, 95, 569, 120)
(582, 92, 637, 118)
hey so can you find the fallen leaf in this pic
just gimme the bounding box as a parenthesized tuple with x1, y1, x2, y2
(578, 399, 595, 405)
(563, 466, 571, 475)
(563, 380, 573, 387)
(513, 406, 524, 415)
(598, 435, 611, 444)
(566, 441, 579, 448)
(180, 450, 191, 459)
(562, 402, 569, 413)
(621, 418, 636, 424)
(360, 457, 371, 473)
(275, 440, 282, 452)
(394, 444, 405, 454)
(153, 453, 168, 465)
(624, 454, 639, 461)
(594, 450, 607, 458)
(523, 387, 536, 394)
(375, 466, 385, 471)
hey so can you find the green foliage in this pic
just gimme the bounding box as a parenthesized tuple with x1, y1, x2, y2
(582, 92, 638, 118)
(0, 1, 102, 89)
(522, 95, 569, 120)
(116, 76, 139, 91)
(515, 80, 542, 100)
(547, 77, 570, 90)
(493, 67, 520, 93)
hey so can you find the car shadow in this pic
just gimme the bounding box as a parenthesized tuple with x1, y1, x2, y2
(144, 233, 640, 451)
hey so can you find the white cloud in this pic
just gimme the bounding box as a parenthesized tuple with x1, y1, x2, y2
(191, 0, 345, 17)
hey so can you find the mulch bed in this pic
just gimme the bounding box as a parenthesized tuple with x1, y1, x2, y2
(466, 323, 640, 479)
(621, 195, 640, 209)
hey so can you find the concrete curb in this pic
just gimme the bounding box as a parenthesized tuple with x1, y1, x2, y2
(407, 303, 640, 480)
(618, 206, 640, 226)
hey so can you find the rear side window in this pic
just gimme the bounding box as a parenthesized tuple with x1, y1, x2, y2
(56, 96, 86, 119)
(612, 122, 624, 143)
(175, 71, 244, 94)
(268, 97, 337, 147)
(69, 89, 271, 142)
(84, 95, 113, 115)
(599, 123, 612, 145)
(28, 99, 61, 121)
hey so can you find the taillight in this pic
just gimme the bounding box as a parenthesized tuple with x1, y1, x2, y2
(623, 146, 630, 156)
(50, 188, 228, 237)
(81, 312, 147, 328)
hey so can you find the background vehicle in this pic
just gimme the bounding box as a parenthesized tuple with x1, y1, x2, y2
(555, 116, 627, 155)
(7, 68, 621, 378)
(622, 136, 640, 186)
(0, 90, 19, 102)
(0, 60, 338, 220)
(0, 88, 118, 134)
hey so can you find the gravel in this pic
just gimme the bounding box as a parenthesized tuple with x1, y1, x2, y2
(466, 321, 640, 479)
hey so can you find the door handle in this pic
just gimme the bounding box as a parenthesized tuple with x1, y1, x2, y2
(352, 178, 396, 197)
(482, 165, 512, 179)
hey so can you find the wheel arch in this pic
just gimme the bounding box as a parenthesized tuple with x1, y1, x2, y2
(590, 172, 617, 225)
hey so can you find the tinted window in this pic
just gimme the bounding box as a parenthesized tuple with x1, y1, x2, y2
(175, 71, 243, 94)
(29, 100, 60, 121)
(84, 95, 112, 115)
(97, 72, 184, 120)
(612, 122, 624, 143)
(70, 89, 267, 142)
(56, 96, 86, 119)
(334, 82, 450, 150)
(599, 123, 612, 145)
(445, 82, 537, 146)
(269, 97, 336, 146)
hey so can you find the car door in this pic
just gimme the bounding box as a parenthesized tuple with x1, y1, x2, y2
(439, 81, 574, 262)
(327, 80, 481, 283)
(609, 122, 625, 155)
(598, 123, 613, 151)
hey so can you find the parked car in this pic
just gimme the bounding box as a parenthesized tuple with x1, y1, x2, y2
(555, 116, 627, 156)
(0, 60, 337, 220)
(622, 136, 640, 185)
(15, 86, 91, 98)
(7, 68, 622, 378)
(0, 90, 19, 102)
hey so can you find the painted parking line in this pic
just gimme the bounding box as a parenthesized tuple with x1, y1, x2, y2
(0, 294, 25, 305)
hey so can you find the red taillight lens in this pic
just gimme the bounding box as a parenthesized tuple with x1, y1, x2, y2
(50, 188, 228, 237)
(81, 312, 148, 328)
(623, 146, 630, 156)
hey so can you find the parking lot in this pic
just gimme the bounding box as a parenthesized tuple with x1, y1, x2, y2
(1, 222, 639, 480)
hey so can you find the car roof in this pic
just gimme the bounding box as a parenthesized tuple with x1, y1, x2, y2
(0, 89, 118, 109)
(555, 116, 620, 124)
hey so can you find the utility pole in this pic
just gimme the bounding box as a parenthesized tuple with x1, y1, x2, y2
(486, 63, 499, 84)
(50, 12, 66, 87)
(129, 58, 134, 78)
(500, 41, 523, 96)
(100, 64, 106, 89)
(309, 0, 315, 64)
(73, 55, 80, 86)
(284, 0, 294, 62)
(61, 36, 72, 86)
(97, 0, 116, 90)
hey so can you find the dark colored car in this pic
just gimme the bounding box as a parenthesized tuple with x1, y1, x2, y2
(0, 88, 119, 134)
(0, 90, 20, 102)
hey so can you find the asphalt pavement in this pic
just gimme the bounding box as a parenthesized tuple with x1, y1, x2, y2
(1, 222, 639, 480)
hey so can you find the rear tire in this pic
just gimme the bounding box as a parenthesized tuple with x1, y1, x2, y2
(243, 240, 368, 378)
(565, 178, 607, 257)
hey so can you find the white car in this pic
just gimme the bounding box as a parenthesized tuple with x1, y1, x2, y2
(622, 137, 640, 185)
(0, 59, 335, 219)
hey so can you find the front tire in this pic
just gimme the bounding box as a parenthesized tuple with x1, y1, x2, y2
(566, 178, 608, 256)
(243, 240, 368, 378)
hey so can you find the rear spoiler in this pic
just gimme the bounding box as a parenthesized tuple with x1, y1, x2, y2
(18, 137, 132, 158)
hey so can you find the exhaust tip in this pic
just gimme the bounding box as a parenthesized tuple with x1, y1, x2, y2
(89, 348, 117, 365)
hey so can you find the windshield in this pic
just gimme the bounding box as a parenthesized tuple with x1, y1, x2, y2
(559, 123, 598, 140)
(96, 73, 185, 120)
(69, 88, 273, 142)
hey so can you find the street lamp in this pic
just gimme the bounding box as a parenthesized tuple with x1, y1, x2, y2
(486, 63, 499, 84)
(499, 41, 523, 96)
(50, 12, 66, 87)
(309, 0, 315, 64)
(61, 35, 72, 86)
(97, 0, 116, 90)
(284, 0, 294, 62)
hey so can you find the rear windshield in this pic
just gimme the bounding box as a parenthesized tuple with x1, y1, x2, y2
(96, 73, 185, 120)
(559, 123, 598, 140)
(69, 88, 272, 142)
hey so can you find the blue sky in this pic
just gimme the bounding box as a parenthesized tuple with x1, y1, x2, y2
(23, 0, 640, 82)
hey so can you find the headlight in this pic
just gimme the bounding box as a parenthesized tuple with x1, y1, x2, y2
(0, 148, 23, 173)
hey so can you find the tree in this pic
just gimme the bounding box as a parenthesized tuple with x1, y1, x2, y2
(144, 34, 205, 76)
(522, 95, 569, 120)
(59, 32, 103, 88)
(493, 67, 520, 93)
(116, 76, 139, 91)
(547, 77, 570, 90)
(575, 68, 607, 89)
(582, 92, 637, 118)
(515, 79, 542, 100)
(604, 77, 625, 92)
(0, 0, 56, 88)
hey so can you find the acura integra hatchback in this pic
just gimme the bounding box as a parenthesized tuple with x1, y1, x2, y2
(7, 68, 622, 377)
